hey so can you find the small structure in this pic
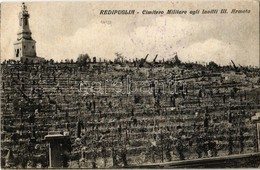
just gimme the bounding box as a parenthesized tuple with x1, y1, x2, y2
(252, 112, 260, 152)
(5, 149, 15, 168)
(44, 131, 70, 168)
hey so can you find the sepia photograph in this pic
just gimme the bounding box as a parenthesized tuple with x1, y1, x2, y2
(1, 0, 260, 168)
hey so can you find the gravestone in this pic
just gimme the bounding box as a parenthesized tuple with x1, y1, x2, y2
(252, 112, 260, 152)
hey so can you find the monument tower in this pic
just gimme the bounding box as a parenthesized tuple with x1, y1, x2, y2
(14, 3, 43, 62)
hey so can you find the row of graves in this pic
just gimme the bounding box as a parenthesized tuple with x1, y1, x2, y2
(1, 58, 260, 168)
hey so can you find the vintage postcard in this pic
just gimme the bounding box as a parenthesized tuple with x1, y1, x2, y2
(1, 0, 260, 168)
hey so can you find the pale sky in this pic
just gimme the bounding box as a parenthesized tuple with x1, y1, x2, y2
(1, 1, 259, 66)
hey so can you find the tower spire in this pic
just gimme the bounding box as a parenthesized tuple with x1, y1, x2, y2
(17, 2, 32, 40)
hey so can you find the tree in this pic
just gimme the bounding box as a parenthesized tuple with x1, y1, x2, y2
(50, 59, 54, 64)
(114, 52, 125, 64)
(77, 53, 90, 67)
(172, 55, 181, 65)
(167, 53, 181, 66)
(208, 61, 219, 70)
